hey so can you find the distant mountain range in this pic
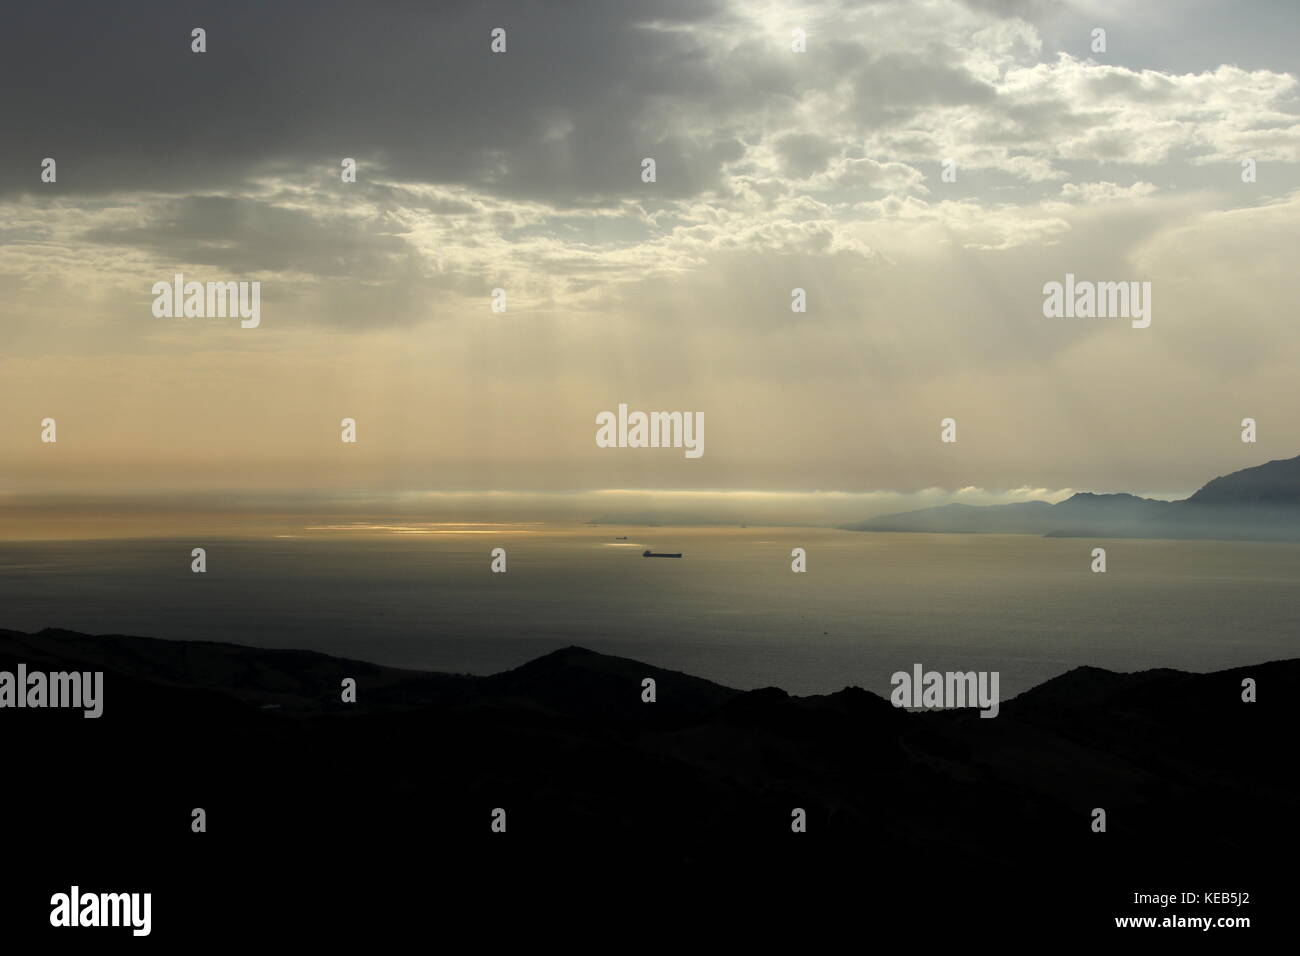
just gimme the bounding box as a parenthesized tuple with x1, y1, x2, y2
(844, 453, 1300, 540)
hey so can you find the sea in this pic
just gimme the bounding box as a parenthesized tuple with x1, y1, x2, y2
(1, 525, 1297, 698)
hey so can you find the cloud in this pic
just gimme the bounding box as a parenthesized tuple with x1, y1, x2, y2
(2, 0, 1300, 498)
(1059, 181, 1158, 203)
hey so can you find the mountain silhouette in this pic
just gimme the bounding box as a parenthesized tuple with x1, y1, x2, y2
(3, 624, 1293, 939)
(845, 453, 1300, 539)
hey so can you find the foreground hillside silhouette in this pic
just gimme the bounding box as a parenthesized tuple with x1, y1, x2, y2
(1, 626, 1290, 939)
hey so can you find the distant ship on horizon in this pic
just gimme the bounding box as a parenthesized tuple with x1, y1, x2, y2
(642, 550, 682, 558)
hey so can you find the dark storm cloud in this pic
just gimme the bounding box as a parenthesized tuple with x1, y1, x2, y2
(774, 133, 839, 178)
(79, 195, 410, 275)
(0, 0, 732, 203)
(847, 49, 997, 125)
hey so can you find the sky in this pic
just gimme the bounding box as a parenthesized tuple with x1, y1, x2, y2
(2, 0, 1299, 529)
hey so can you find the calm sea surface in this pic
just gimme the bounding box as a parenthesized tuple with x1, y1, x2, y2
(1, 526, 1296, 697)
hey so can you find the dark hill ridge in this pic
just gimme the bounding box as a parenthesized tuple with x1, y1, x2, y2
(470, 645, 741, 731)
(1, 626, 471, 711)
(1186, 453, 1300, 506)
(845, 452, 1300, 539)
(2, 626, 1293, 933)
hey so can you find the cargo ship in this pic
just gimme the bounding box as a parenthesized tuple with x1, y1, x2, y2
(642, 550, 682, 558)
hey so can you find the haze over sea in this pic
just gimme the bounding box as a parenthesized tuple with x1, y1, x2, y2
(2, 525, 1296, 698)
